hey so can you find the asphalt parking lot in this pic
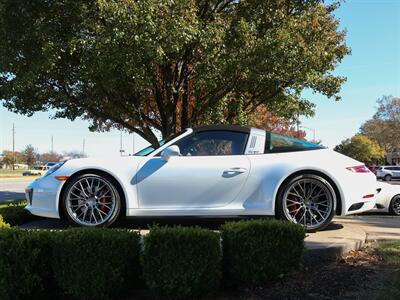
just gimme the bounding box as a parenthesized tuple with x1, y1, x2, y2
(0, 177, 33, 203)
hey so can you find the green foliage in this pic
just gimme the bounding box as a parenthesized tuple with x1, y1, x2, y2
(360, 95, 400, 152)
(0, 229, 54, 300)
(22, 144, 38, 167)
(52, 228, 141, 300)
(0, 200, 35, 226)
(141, 225, 222, 299)
(0, 0, 350, 144)
(0, 215, 10, 228)
(334, 135, 386, 164)
(221, 219, 305, 287)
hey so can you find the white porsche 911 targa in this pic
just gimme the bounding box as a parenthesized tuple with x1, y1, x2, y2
(25, 125, 377, 231)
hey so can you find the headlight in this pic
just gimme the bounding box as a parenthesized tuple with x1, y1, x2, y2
(44, 161, 67, 177)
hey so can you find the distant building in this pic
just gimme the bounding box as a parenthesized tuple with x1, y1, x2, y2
(387, 149, 400, 165)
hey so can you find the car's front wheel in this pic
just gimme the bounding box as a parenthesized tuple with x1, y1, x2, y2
(62, 173, 122, 227)
(276, 174, 336, 232)
(389, 195, 400, 216)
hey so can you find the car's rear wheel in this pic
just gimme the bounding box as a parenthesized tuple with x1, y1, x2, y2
(384, 174, 392, 181)
(276, 174, 336, 232)
(62, 173, 121, 227)
(389, 195, 400, 216)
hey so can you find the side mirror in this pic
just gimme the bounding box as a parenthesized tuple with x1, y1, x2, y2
(160, 145, 181, 162)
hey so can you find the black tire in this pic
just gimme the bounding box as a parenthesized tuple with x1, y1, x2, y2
(384, 174, 392, 181)
(389, 195, 400, 216)
(276, 173, 336, 232)
(62, 173, 122, 227)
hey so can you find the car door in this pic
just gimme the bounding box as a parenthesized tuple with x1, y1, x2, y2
(394, 167, 400, 178)
(135, 130, 251, 209)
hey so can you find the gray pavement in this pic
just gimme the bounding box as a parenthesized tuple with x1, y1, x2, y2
(0, 177, 33, 203)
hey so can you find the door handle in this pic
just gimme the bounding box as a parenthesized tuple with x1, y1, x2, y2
(224, 167, 247, 173)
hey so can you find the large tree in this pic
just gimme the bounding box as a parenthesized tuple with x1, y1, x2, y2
(360, 96, 400, 152)
(334, 135, 386, 164)
(0, 0, 349, 146)
(22, 144, 38, 167)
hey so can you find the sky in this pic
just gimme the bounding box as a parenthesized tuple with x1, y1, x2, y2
(1, 0, 400, 158)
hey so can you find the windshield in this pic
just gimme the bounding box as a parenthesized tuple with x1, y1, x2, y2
(134, 131, 184, 156)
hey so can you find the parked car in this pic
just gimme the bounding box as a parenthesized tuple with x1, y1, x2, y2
(376, 166, 400, 181)
(373, 182, 400, 215)
(22, 165, 49, 176)
(45, 162, 58, 168)
(25, 125, 377, 231)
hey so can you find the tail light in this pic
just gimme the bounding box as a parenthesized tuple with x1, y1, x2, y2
(346, 165, 371, 173)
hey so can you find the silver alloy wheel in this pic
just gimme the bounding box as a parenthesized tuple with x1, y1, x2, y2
(283, 178, 333, 230)
(66, 176, 117, 226)
(392, 196, 400, 215)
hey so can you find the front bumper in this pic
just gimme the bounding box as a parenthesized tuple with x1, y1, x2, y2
(24, 176, 64, 219)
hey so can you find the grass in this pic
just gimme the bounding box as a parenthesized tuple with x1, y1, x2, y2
(369, 241, 400, 299)
(0, 169, 40, 180)
(0, 200, 36, 226)
(0, 169, 24, 178)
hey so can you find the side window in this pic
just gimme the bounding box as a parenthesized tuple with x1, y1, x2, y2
(174, 131, 248, 156)
(267, 133, 322, 153)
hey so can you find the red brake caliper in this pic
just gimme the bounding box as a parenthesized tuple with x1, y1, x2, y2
(288, 194, 299, 219)
(99, 188, 110, 213)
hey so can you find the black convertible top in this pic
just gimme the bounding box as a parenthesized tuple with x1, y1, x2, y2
(192, 124, 251, 134)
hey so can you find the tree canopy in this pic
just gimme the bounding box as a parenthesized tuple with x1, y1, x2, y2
(360, 96, 400, 152)
(334, 135, 386, 164)
(0, 0, 349, 145)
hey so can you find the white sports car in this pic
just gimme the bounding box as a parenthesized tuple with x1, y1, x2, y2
(25, 125, 377, 231)
(374, 182, 400, 215)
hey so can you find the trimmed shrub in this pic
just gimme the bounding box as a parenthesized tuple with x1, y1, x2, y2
(0, 215, 10, 228)
(221, 219, 305, 287)
(0, 229, 53, 300)
(0, 200, 35, 226)
(141, 226, 222, 299)
(52, 228, 141, 300)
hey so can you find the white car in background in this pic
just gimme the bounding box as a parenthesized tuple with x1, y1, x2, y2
(374, 182, 400, 215)
(22, 165, 49, 176)
(377, 166, 400, 181)
(25, 125, 377, 231)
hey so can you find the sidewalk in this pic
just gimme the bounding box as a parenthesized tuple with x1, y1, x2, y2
(304, 215, 400, 263)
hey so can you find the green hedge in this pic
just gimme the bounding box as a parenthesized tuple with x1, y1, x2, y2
(0, 229, 53, 300)
(0, 215, 10, 228)
(52, 228, 141, 300)
(0, 220, 306, 299)
(221, 219, 305, 287)
(0, 200, 35, 226)
(142, 226, 222, 299)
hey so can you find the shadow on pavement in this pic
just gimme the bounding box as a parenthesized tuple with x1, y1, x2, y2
(0, 191, 25, 203)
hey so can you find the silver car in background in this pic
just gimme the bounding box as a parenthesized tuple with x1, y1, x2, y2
(377, 166, 400, 181)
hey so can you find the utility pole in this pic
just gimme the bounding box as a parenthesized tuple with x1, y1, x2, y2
(82, 138, 85, 155)
(51, 135, 54, 153)
(299, 125, 316, 142)
(12, 123, 15, 170)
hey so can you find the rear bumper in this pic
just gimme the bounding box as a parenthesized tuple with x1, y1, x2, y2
(339, 172, 377, 215)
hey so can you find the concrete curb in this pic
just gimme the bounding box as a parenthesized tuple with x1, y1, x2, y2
(303, 222, 367, 264)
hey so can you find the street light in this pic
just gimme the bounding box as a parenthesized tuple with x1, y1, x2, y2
(299, 125, 316, 142)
